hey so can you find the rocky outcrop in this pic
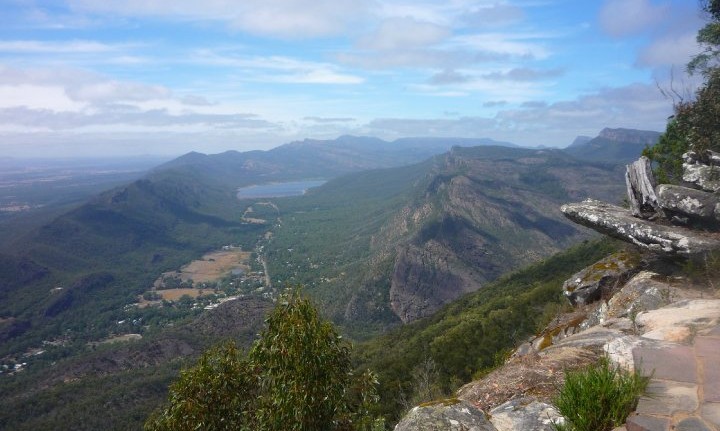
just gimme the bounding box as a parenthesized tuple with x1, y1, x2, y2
(489, 397, 563, 431)
(583, 271, 670, 327)
(562, 251, 640, 306)
(396, 247, 720, 431)
(562, 152, 720, 255)
(683, 151, 720, 192)
(597, 128, 662, 146)
(657, 184, 720, 224)
(561, 200, 720, 255)
(390, 241, 477, 323)
(393, 399, 495, 431)
(396, 150, 720, 431)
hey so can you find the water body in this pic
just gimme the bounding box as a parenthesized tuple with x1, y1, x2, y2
(236, 180, 327, 199)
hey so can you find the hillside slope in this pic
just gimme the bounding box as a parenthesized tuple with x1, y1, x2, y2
(264, 146, 626, 335)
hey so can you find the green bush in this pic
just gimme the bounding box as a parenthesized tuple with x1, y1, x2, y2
(145, 288, 383, 431)
(553, 358, 650, 431)
(644, 0, 720, 183)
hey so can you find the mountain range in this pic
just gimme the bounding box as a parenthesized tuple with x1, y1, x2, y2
(0, 128, 658, 429)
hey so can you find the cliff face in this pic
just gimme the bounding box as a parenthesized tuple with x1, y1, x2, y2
(597, 127, 662, 146)
(381, 147, 624, 322)
(395, 153, 720, 430)
(564, 128, 661, 163)
(394, 248, 720, 431)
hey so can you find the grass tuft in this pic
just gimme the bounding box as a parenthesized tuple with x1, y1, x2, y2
(553, 357, 650, 431)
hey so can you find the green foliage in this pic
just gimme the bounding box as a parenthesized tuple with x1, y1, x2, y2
(354, 238, 620, 424)
(553, 358, 650, 431)
(146, 289, 382, 431)
(145, 342, 256, 431)
(646, 1, 720, 182)
(642, 117, 688, 183)
(644, 70, 720, 182)
(688, 0, 720, 76)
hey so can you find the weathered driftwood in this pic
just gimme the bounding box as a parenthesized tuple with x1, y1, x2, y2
(625, 156, 662, 219)
(561, 199, 720, 255)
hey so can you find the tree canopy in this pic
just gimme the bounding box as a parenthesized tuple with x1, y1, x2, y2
(643, 0, 720, 181)
(145, 288, 383, 431)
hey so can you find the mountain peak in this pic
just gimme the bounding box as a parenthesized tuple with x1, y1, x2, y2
(598, 128, 661, 145)
(569, 136, 592, 148)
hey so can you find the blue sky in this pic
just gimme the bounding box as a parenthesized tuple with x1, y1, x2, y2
(0, 0, 707, 157)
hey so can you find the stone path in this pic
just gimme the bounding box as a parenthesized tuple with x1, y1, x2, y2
(625, 325, 720, 431)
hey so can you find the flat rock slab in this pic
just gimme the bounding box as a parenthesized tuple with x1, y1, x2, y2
(626, 414, 671, 431)
(701, 403, 720, 428)
(702, 357, 720, 403)
(561, 199, 720, 255)
(633, 344, 697, 383)
(637, 300, 720, 342)
(695, 336, 720, 359)
(675, 417, 714, 431)
(635, 381, 698, 416)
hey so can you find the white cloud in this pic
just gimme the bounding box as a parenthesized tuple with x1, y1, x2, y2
(357, 17, 450, 50)
(303, 116, 356, 123)
(599, 0, 669, 37)
(494, 82, 671, 141)
(0, 85, 84, 111)
(462, 3, 525, 28)
(354, 81, 673, 147)
(429, 69, 472, 85)
(362, 116, 497, 138)
(190, 51, 364, 84)
(0, 39, 124, 53)
(65, 81, 172, 104)
(0, 106, 276, 130)
(0, 64, 277, 136)
(337, 48, 470, 69)
(453, 33, 551, 60)
(638, 31, 700, 67)
(67, 0, 371, 39)
(482, 67, 563, 81)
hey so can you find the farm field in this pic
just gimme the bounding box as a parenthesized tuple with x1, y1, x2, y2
(154, 288, 215, 301)
(155, 248, 251, 286)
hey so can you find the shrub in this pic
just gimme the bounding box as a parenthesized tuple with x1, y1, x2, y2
(553, 358, 650, 431)
(146, 288, 382, 431)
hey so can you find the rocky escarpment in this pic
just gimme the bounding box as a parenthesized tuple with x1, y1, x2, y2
(394, 249, 720, 430)
(395, 152, 720, 430)
(561, 153, 720, 255)
(385, 147, 625, 323)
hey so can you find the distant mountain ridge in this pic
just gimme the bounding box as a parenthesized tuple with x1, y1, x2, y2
(264, 145, 626, 330)
(565, 127, 661, 163)
(156, 135, 516, 188)
(0, 134, 635, 430)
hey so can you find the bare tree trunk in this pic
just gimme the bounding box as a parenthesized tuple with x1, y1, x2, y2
(625, 156, 663, 219)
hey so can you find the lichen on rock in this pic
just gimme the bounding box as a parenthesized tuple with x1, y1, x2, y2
(393, 399, 496, 431)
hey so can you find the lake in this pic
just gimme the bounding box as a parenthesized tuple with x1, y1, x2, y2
(236, 180, 327, 199)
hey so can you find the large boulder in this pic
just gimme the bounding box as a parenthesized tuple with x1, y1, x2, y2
(561, 199, 720, 255)
(394, 399, 496, 431)
(682, 154, 720, 192)
(657, 184, 720, 224)
(603, 271, 671, 320)
(562, 251, 640, 306)
(489, 397, 563, 431)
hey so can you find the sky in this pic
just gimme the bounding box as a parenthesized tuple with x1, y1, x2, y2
(0, 0, 708, 157)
